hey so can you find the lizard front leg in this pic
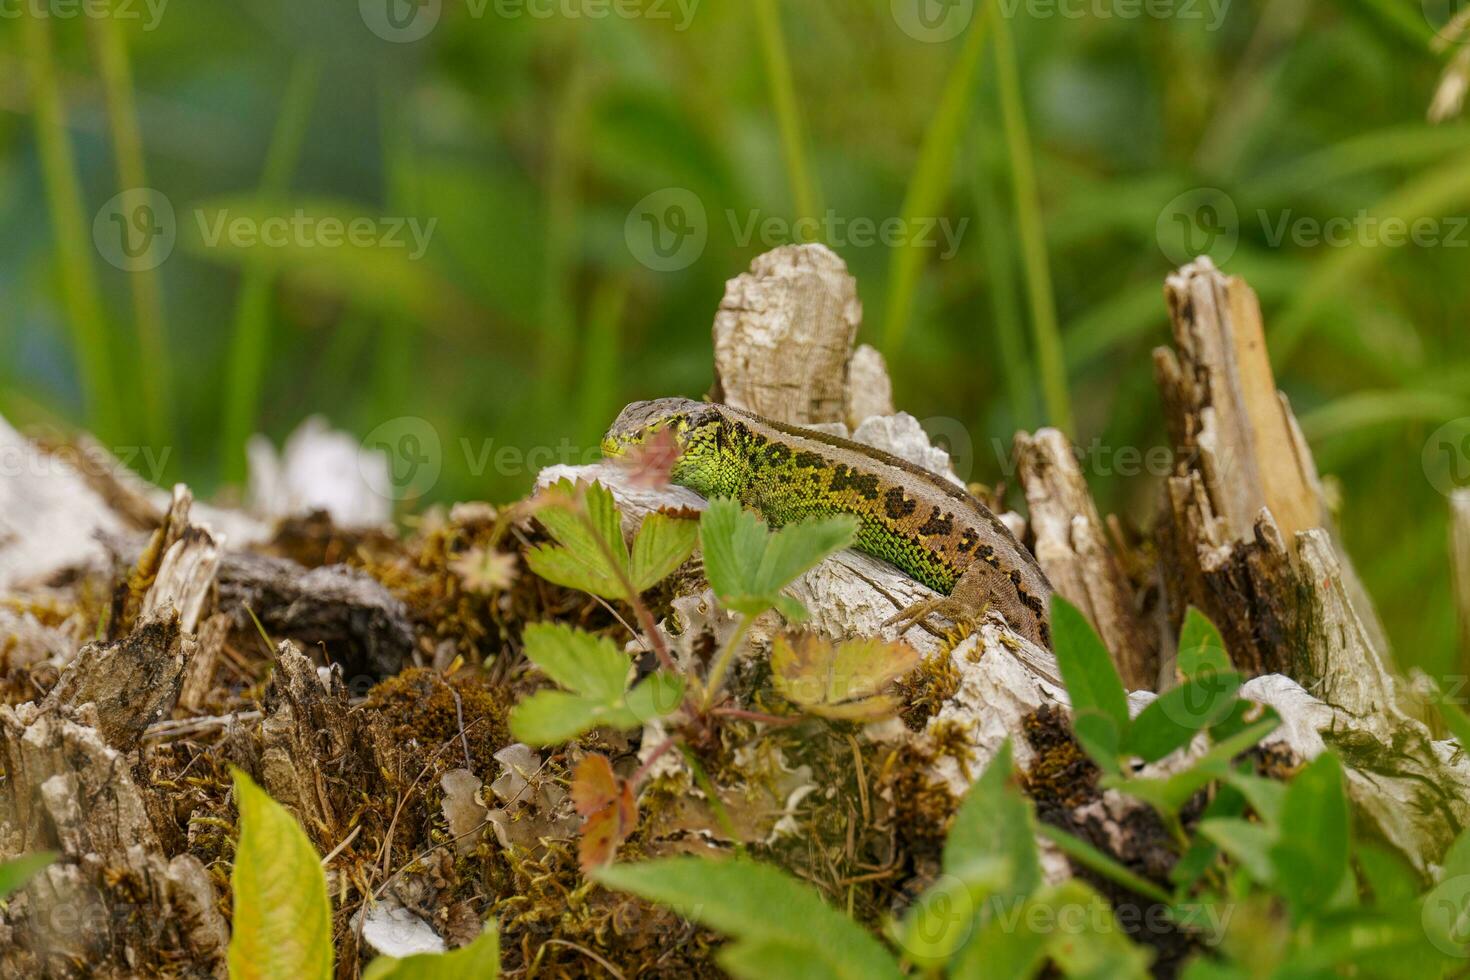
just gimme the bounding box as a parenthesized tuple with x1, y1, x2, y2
(883, 559, 1039, 643)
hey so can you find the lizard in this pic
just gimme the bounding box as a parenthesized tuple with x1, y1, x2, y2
(601, 397, 1054, 649)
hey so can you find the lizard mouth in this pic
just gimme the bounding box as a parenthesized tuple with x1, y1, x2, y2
(599, 436, 626, 458)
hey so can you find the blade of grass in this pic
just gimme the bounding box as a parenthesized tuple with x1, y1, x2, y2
(374, 80, 421, 421)
(882, 4, 990, 353)
(1298, 388, 1470, 441)
(971, 119, 1034, 428)
(993, 15, 1073, 436)
(21, 11, 123, 441)
(90, 9, 169, 455)
(752, 0, 819, 227)
(1271, 148, 1470, 369)
(219, 58, 319, 485)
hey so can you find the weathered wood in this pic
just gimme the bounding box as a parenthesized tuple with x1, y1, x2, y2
(0, 702, 228, 977)
(709, 243, 862, 425)
(216, 552, 415, 678)
(1014, 428, 1156, 689)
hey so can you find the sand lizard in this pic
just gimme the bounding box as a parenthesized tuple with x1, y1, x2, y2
(602, 398, 1054, 649)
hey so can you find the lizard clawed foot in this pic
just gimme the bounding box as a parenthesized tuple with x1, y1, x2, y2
(883, 596, 984, 639)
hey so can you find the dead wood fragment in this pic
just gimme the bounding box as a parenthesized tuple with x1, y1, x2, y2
(247, 640, 358, 842)
(216, 552, 415, 678)
(0, 702, 228, 977)
(138, 485, 223, 634)
(1014, 428, 1157, 689)
(709, 243, 862, 425)
(44, 612, 189, 752)
(178, 612, 231, 712)
(1154, 258, 1400, 709)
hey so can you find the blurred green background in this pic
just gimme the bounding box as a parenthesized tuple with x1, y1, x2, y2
(2, 0, 1467, 673)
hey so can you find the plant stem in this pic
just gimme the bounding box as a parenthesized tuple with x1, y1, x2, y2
(701, 612, 753, 712)
(631, 735, 678, 788)
(574, 505, 678, 673)
(993, 16, 1073, 437)
(21, 11, 123, 441)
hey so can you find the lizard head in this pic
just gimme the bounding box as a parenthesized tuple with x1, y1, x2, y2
(600, 398, 722, 461)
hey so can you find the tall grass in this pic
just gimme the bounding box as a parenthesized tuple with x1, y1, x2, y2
(91, 10, 169, 454)
(219, 59, 319, 484)
(992, 16, 1072, 438)
(881, 5, 991, 354)
(21, 11, 122, 441)
(752, 0, 820, 226)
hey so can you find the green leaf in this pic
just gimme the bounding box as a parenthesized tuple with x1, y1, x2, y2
(1270, 752, 1350, 919)
(508, 691, 608, 745)
(527, 481, 632, 600)
(1036, 825, 1172, 905)
(1038, 880, 1153, 979)
(629, 511, 699, 591)
(1049, 596, 1129, 772)
(953, 880, 1151, 980)
(717, 937, 846, 980)
(1109, 715, 1280, 817)
(521, 623, 629, 702)
(524, 544, 625, 601)
(623, 671, 687, 725)
(895, 858, 1009, 969)
(903, 743, 1046, 970)
(945, 741, 1041, 894)
(1198, 818, 1277, 884)
(699, 499, 857, 617)
(0, 852, 56, 900)
(1122, 672, 1242, 763)
(228, 768, 333, 980)
(362, 922, 500, 979)
(596, 857, 900, 980)
(1177, 608, 1232, 678)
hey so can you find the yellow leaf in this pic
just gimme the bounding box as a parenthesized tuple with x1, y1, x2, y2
(771, 633, 920, 721)
(228, 768, 333, 980)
